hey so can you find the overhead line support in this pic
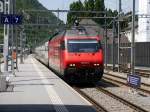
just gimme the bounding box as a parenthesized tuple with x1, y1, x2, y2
(118, 0, 122, 72)
(131, 0, 136, 75)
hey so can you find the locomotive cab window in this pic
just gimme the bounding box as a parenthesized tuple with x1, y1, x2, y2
(67, 40, 101, 53)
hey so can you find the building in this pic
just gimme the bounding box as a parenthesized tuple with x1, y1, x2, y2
(138, 0, 150, 42)
(124, 22, 139, 42)
(79, 19, 104, 37)
(125, 0, 150, 42)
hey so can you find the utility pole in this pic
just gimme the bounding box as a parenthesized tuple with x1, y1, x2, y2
(23, 33, 26, 58)
(118, 0, 122, 72)
(10, 0, 14, 74)
(14, 0, 18, 70)
(131, 0, 135, 75)
(20, 28, 24, 64)
(105, 14, 108, 69)
(0, 1, 4, 72)
(57, 8, 60, 28)
(112, 19, 116, 71)
(3, 0, 10, 71)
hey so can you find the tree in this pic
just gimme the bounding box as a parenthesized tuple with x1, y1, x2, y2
(84, 0, 89, 16)
(88, 0, 95, 10)
(67, 0, 120, 28)
(94, 0, 105, 11)
(84, 0, 94, 16)
(67, 0, 84, 26)
(94, 0, 105, 25)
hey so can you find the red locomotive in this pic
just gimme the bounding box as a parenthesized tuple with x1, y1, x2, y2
(48, 26, 104, 83)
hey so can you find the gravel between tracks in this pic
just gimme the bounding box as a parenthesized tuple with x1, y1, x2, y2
(80, 88, 137, 112)
(99, 79, 150, 112)
(104, 70, 150, 86)
(104, 74, 150, 92)
(104, 86, 150, 112)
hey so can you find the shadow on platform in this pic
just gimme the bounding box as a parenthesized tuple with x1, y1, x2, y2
(0, 104, 96, 112)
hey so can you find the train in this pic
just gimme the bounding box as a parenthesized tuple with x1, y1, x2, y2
(35, 25, 104, 83)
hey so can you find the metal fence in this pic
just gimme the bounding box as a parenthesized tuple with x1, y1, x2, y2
(103, 42, 150, 67)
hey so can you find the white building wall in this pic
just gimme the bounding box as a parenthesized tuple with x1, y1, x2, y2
(125, 29, 139, 42)
(138, 0, 150, 42)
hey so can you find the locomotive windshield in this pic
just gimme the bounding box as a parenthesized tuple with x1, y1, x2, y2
(67, 40, 101, 52)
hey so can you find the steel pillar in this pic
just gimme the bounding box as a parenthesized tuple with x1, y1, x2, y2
(118, 0, 122, 72)
(20, 29, 24, 64)
(104, 14, 108, 69)
(3, 0, 10, 71)
(112, 19, 116, 71)
(10, 0, 15, 73)
(131, 0, 136, 74)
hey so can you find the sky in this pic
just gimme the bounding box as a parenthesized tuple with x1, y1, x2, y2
(38, 0, 139, 23)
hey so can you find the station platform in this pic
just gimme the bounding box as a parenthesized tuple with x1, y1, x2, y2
(0, 56, 96, 112)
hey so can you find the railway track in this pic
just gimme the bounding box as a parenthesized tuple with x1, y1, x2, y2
(95, 86, 149, 112)
(135, 69, 150, 78)
(105, 72, 150, 86)
(74, 87, 108, 112)
(103, 73, 150, 94)
(106, 66, 150, 78)
(38, 59, 150, 111)
(74, 86, 149, 112)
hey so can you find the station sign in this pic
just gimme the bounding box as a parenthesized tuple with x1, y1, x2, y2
(127, 74, 141, 88)
(1, 14, 23, 25)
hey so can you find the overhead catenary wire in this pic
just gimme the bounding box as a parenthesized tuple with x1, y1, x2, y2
(24, 9, 106, 14)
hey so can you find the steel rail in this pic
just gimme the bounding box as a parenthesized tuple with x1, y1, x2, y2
(106, 65, 150, 78)
(105, 72, 150, 87)
(96, 87, 148, 112)
(96, 86, 149, 112)
(103, 74, 150, 95)
(74, 87, 108, 112)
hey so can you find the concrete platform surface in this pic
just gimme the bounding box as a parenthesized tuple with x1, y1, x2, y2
(0, 56, 96, 112)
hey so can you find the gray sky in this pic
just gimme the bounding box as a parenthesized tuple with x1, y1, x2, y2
(38, 0, 139, 23)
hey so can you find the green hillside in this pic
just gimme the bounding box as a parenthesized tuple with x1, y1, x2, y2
(16, 0, 46, 10)
(0, 0, 64, 47)
(17, 0, 64, 48)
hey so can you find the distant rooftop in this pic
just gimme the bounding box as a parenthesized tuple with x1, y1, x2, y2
(125, 21, 138, 31)
(79, 19, 104, 35)
(75, 19, 131, 44)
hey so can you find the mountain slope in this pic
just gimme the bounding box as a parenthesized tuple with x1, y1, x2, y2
(0, 0, 64, 47)
(16, 0, 64, 47)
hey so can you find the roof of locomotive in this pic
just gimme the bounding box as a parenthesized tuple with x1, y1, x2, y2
(48, 26, 101, 41)
(65, 26, 99, 37)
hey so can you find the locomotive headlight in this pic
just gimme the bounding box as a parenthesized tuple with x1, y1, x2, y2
(94, 64, 97, 66)
(94, 64, 100, 66)
(69, 64, 76, 67)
